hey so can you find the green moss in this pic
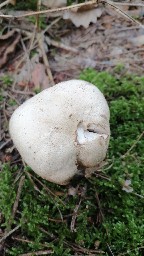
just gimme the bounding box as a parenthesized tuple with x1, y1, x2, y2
(0, 75, 13, 87)
(0, 69, 144, 255)
(13, 0, 37, 11)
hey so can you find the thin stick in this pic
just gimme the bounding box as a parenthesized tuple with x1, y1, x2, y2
(132, 192, 144, 199)
(70, 198, 82, 232)
(0, 0, 143, 30)
(24, 171, 41, 193)
(45, 36, 78, 53)
(36, 0, 42, 32)
(1, 0, 144, 19)
(0, 0, 12, 9)
(106, 243, 115, 256)
(95, 192, 105, 222)
(12, 236, 52, 248)
(19, 250, 53, 256)
(0, 225, 21, 243)
(64, 240, 105, 254)
(118, 246, 144, 256)
(0, 138, 11, 150)
(106, 0, 144, 29)
(109, 1, 144, 7)
(43, 17, 61, 35)
(33, 175, 65, 206)
(37, 33, 55, 86)
(95, 192, 107, 236)
(12, 89, 35, 96)
(0, 0, 98, 18)
(12, 176, 25, 219)
(122, 131, 144, 158)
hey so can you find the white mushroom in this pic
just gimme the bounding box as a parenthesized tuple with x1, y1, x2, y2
(9, 80, 110, 185)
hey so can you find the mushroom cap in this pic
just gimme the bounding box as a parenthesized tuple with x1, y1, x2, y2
(9, 80, 110, 185)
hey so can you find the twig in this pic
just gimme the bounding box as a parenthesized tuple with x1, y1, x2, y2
(106, 243, 115, 256)
(32, 175, 65, 206)
(64, 240, 105, 254)
(24, 171, 41, 193)
(70, 186, 87, 232)
(70, 198, 82, 232)
(48, 217, 66, 223)
(36, 0, 42, 32)
(7, 92, 20, 105)
(19, 250, 53, 256)
(12, 89, 35, 96)
(122, 131, 144, 158)
(37, 33, 55, 86)
(0, 0, 144, 30)
(109, 1, 144, 7)
(132, 192, 144, 199)
(118, 246, 144, 256)
(12, 236, 52, 248)
(12, 176, 25, 219)
(0, 0, 12, 9)
(45, 36, 78, 53)
(0, 175, 25, 248)
(0, 138, 11, 150)
(95, 173, 111, 181)
(43, 17, 61, 35)
(95, 192, 105, 222)
(106, 0, 144, 29)
(95, 192, 111, 247)
(0, 225, 21, 243)
(0, 0, 98, 18)
(38, 227, 56, 239)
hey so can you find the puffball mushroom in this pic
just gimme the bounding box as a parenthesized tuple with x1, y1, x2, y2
(9, 80, 110, 185)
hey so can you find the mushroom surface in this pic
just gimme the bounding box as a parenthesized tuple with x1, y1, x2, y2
(9, 80, 110, 185)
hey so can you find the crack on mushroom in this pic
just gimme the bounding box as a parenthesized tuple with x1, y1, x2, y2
(76, 122, 108, 145)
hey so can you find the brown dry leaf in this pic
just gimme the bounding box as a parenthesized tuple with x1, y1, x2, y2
(122, 179, 133, 193)
(16, 55, 50, 91)
(0, 30, 21, 68)
(62, 26, 98, 49)
(68, 186, 77, 196)
(129, 35, 144, 47)
(63, 7, 103, 28)
(31, 63, 50, 90)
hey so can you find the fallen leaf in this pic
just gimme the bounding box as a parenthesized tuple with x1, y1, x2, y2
(122, 179, 133, 193)
(0, 30, 21, 68)
(63, 7, 103, 28)
(68, 186, 77, 196)
(16, 54, 51, 91)
(31, 63, 50, 90)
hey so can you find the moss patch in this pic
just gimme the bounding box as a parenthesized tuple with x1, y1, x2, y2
(0, 69, 144, 255)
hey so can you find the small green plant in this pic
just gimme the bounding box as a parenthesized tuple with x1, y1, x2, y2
(0, 69, 144, 256)
(8, 99, 17, 106)
(0, 94, 4, 102)
(114, 63, 125, 73)
(0, 75, 13, 87)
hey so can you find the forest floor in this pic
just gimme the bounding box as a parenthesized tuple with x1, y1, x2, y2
(0, 2, 144, 256)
